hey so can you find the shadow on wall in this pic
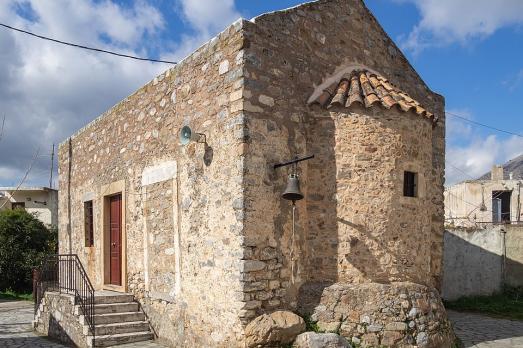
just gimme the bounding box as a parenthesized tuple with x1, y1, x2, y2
(507, 257, 523, 288)
(303, 114, 338, 284)
(442, 228, 523, 301)
(47, 314, 76, 347)
(298, 105, 439, 313)
(336, 217, 391, 282)
(298, 106, 429, 312)
(297, 114, 337, 314)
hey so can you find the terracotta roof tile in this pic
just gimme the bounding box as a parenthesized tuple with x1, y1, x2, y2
(310, 70, 435, 122)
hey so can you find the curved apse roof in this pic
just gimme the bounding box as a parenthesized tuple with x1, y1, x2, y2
(309, 69, 436, 123)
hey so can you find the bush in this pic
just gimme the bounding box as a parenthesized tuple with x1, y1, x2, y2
(0, 209, 57, 292)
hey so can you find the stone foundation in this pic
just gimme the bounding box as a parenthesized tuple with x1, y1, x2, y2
(34, 292, 87, 348)
(298, 282, 454, 348)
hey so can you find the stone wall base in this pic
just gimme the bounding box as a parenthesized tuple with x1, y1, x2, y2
(33, 292, 87, 348)
(297, 281, 455, 348)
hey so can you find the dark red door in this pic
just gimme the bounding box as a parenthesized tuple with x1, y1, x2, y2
(109, 194, 122, 286)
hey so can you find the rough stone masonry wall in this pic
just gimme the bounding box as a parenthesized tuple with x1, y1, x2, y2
(299, 282, 454, 348)
(58, 20, 248, 347)
(309, 106, 434, 285)
(239, 0, 445, 323)
(34, 292, 87, 348)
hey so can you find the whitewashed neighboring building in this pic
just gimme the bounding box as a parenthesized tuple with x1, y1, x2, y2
(445, 165, 523, 227)
(0, 187, 58, 226)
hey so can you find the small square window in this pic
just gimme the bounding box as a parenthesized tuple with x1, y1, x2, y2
(403, 171, 418, 197)
(84, 201, 94, 247)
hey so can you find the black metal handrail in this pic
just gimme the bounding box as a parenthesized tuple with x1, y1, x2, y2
(34, 254, 95, 344)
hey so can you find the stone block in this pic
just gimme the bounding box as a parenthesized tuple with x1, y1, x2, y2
(260, 247, 278, 260)
(385, 322, 407, 331)
(381, 330, 403, 346)
(245, 311, 305, 348)
(219, 60, 230, 75)
(294, 332, 352, 348)
(258, 95, 275, 106)
(241, 260, 266, 272)
(362, 333, 379, 346)
(242, 300, 262, 310)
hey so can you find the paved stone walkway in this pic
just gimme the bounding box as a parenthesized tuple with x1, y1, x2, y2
(4, 300, 523, 348)
(448, 310, 523, 347)
(0, 300, 166, 348)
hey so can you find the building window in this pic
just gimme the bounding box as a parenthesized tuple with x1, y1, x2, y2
(492, 191, 511, 223)
(12, 202, 25, 210)
(84, 201, 94, 247)
(403, 171, 418, 197)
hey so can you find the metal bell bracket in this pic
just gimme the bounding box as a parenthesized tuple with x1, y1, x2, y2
(274, 154, 314, 203)
(273, 154, 314, 285)
(273, 154, 314, 170)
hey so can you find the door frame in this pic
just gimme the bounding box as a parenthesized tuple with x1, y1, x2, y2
(100, 180, 127, 292)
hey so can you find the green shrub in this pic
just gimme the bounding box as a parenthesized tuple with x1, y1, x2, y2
(0, 209, 57, 292)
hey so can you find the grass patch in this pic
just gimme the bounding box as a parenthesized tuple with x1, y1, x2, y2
(444, 287, 523, 321)
(303, 314, 323, 333)
(452, 337, 464, 348)
(0, 289, 33, 301)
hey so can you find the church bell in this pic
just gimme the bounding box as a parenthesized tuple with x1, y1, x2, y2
(282, 173, 304, 202)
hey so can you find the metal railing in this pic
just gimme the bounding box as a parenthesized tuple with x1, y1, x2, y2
(34, 254, 95, 343)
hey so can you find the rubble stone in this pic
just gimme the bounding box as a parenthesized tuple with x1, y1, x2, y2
(294, 332, 352, 348)
(244, 311, 305, 347)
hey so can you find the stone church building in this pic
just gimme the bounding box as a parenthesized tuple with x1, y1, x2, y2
(57, 0, 452, 346)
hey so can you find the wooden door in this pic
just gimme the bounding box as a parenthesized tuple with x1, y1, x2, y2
(109, 194, 122, 286)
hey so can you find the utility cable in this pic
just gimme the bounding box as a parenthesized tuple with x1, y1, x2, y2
(0, 22, 177, 65)
(446, 160, 476, 181)
(445, 111, 523, 138)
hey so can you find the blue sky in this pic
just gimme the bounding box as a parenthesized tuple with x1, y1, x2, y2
(0, 0, 522, 187)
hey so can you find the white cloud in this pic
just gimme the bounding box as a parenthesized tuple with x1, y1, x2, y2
(0, 0, 242, 187)
(503, 68, 523, 92)
(445, 111, 523, 185)
(177, 0, 241, 37)
(398, 0, 523, 53)
(446, 109, 473, 140)
(159, 0, 242, 63)
(0, 0, 168, 187)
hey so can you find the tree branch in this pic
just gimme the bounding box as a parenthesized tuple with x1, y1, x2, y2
(0, 148, 40, 210)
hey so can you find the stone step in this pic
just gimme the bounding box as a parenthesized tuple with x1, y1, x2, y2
(82, 320, 150, 336)
(93, 302, 139, 315)
(82, 311, 146, 325)
(87, 331, 154, 347)
(94, 293, 135, 305)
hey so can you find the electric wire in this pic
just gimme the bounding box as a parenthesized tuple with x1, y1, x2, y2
(446, 160, 476, 181)
(445, 111, 523, 138)
(0, 22, 177, 65)
(444, 159, 520, 223)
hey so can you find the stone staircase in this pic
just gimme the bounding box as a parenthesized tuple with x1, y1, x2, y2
(78, 292, 154, 347)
